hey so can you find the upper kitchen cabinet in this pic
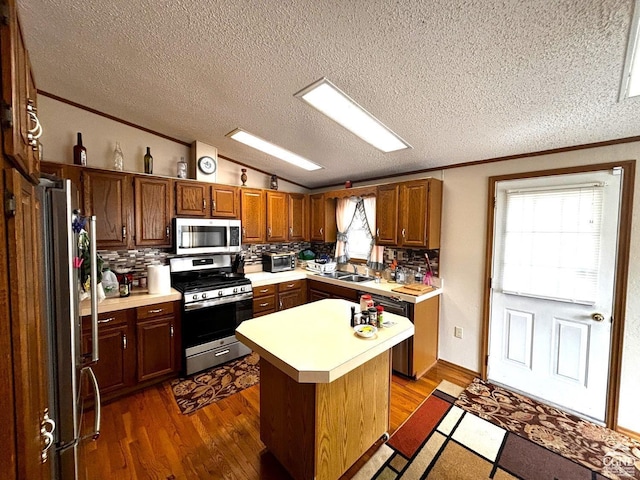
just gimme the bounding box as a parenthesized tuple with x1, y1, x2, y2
(175, 180, 208, 217)
(83, 170, 132, 249)
(310, 193, 336, 242)
(398, 179, 442, 249)
(134, 177, 173, 248)
(288, 193, 308, 241)
(376, 184, 400, 246)
(240, 188, 265, 243)
(40, 162, 83, 208)
(266, 191, 288, 242)
(1, 0, 41, 182)
(175, 181, 239, 218)
(211, 184, 239, 218)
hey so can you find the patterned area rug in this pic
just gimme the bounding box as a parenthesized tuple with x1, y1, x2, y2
(353, 379, 640, 479)
(170, 352, 260, 415)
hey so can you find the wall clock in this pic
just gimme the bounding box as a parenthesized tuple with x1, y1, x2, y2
(198, 156, 217, 175)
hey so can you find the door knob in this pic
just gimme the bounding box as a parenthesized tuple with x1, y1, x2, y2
(592, 313, 605, 322)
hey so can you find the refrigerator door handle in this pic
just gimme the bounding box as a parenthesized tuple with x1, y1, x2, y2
(81, 366, 101, 441)
(89, 216, 99, 364)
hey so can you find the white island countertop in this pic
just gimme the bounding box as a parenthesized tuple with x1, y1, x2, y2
(235, 298, 414, 384)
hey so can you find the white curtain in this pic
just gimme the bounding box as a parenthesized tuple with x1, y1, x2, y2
(362, 196, 384, 270)
(335, 197, 358, 263)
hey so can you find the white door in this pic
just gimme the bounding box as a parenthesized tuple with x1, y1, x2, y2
(488, 169, 621, 423)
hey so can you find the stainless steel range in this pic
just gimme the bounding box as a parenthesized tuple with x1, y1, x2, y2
(170, 254, 252, 375)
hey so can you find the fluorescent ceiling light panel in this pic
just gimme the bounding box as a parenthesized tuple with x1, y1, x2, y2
(621, 0, 640, 99)
(226, 129, 322, 171)
(294, 78, 412, 153)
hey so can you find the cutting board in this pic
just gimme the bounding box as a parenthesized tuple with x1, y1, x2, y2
(391, 284, 435, 296)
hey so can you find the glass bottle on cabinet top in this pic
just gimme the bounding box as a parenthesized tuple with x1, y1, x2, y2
(144, 147, 153, 174)
(113, 141, 124, 171)
(73, 132, 87, 166)
(177, 156, 187, 178)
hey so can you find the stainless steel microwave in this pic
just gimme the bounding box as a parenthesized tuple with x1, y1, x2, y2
(174, 218, 242, 255)
(262, 252, 296, 272)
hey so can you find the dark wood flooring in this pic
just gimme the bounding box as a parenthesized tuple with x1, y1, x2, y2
(86, 361, 476, 479)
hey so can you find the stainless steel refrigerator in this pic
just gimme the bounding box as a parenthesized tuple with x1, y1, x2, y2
(39, 177, 101, 479)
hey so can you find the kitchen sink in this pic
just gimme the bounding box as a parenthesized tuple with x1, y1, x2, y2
(340, 274, 375, 283)
(316, 271, 352, 279)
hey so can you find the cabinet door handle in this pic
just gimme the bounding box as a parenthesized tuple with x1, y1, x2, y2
(242, 227, 246, 238)
(203, 199, 206, 211)
(279, 299, 283, 310)
(287, 283, 295, 288)
(268, 227, 272, 237)
(289, 227, 293, 236)
(259, 302, 269, 307)
(122, 225, 127, 240)
(401, 228, 406, 238)
(170, 325, 174, 337)
(122, 333, 127, 350)
(98, 317, 115, 324)
(148, 308, 163, 314)
(259, 288, 269, 293)
(166, 226, 170, 238)
(212, 200, 216, 212)
(376, 228, 379, 238)
(320, 227, 323, 236)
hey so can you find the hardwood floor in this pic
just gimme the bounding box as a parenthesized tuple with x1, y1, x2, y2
(87, 361, 476, 479)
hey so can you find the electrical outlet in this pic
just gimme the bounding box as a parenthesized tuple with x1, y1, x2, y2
(454, 326, 463, 339)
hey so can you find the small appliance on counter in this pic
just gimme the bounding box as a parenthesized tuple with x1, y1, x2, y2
(262, 251, 296, 272)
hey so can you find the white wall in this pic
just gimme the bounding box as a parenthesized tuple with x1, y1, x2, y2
(438, 141, 640, 433)
(38, 96, 306, 193)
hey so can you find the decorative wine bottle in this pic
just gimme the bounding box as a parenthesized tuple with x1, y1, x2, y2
(113, 141, 124, 171)
(144, 147, 153, 174)
(73, 132, 87, 166)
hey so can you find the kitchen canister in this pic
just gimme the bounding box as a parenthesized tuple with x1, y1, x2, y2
(147, 264, 171, 294)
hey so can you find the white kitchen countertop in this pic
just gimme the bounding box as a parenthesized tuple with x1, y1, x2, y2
(235, 298, 414, 384)
(79, 288, 182, 316)
(246, 268, 442, 304)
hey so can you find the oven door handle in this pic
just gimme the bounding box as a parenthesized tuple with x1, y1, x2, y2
(183, 292, 253, 311)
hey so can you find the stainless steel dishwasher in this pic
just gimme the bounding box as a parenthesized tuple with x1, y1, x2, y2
(362, 293, 413, 377)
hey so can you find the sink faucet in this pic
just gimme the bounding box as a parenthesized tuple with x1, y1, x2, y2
(349, 263, 358, 274)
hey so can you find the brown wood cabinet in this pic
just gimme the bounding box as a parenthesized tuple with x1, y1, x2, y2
(310, 193, 337, 242)
(1, 1, 40, 182)
(307, 279, 358, 302)
(134, 176, 173, 247)
(175, 181, 239, 218)
(40, 162, 83, 207)
(376, 183, 400, 245)
(212, 183, 239, 218)
(288, 193, 308, 241)
(253, 280, 307, 317)
(240, 188, 265, 243)
(266, 191, 288, 242)
(82, 310, 135, 399)
(398, 179, 442, 249)
(253, 284, 277, 317)
(136, 302, 179, 382)
(2, 168, 50, 479)
(374, 179, 443, 249)
(82, 169, 132, 249)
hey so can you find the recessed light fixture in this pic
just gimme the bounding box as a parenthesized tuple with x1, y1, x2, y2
(294, 77, 412, 153)
(620, 0, 640, 99)
(226, 129, 322, 171)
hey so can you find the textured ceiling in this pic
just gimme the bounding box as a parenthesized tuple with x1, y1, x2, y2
(17, 0, 640, 188)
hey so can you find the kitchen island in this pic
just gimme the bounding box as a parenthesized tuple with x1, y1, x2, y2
(235, 299, 414, 480)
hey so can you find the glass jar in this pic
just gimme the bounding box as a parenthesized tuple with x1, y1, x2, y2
(177, 157, 187, 178)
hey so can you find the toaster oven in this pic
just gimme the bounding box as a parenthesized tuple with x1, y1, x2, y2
(262, 252, 296, 272)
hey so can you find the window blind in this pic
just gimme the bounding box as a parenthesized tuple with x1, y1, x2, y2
(497, 183, 604, 304)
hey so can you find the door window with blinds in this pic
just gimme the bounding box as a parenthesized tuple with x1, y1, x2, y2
(496, 182, 604, 304)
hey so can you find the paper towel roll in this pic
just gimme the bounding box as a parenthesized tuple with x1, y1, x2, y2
(147, 265, 171, 294)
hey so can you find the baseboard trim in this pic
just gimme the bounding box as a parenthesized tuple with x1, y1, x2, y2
(617, 425, 640, 441)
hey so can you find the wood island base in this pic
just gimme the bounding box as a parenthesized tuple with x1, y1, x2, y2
(259, 352, 391, 480)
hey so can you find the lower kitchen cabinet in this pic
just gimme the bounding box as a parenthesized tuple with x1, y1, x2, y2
(81, 300, 181, 402)
(136, 302, 179, 382)
(307, 279, 358, 303)
(253, 279, 307, 317)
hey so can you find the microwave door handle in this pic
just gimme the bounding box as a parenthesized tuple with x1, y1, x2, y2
(89, 216, 99, 364)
